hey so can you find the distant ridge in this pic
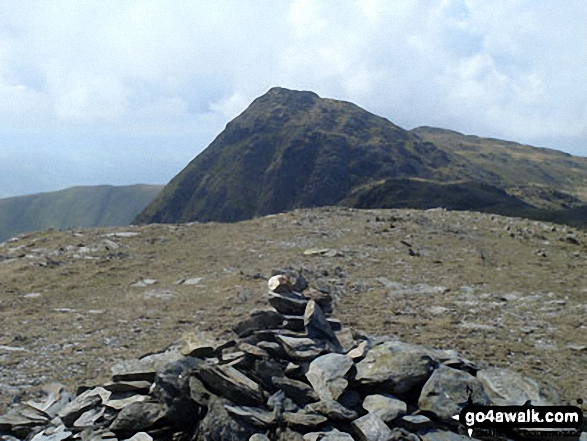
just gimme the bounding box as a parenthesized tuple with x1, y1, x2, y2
(134, 87, 587, 228)
(0, 184, 162, 241)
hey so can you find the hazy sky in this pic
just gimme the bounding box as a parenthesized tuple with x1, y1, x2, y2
(1, 0, 586, 197)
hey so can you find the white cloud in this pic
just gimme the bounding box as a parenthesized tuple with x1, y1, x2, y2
(0, 0, 586, 195)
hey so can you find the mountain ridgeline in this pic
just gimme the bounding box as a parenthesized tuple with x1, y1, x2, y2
(134, 87, 587, 227)
(0, 184, 162, 242)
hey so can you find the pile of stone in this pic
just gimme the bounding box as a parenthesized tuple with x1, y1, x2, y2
(0, 271, 583, 441)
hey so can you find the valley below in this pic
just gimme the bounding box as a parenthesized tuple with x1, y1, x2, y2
(0, 207, 586, 414)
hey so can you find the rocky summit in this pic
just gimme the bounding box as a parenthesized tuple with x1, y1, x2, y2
(1, 271, 583, 441)
(134, 87, 587, 228)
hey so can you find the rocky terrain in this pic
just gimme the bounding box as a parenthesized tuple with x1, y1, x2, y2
(0, 207, 586, 437)
(1, 272, 583, 440)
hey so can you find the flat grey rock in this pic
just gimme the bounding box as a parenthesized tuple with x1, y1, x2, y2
(179, 331, 219, 357)
(195, 363, 263, 405)
(234, 309, 285, 337)
(224, 404, 274, 427)
(110, 349, 184, 382)
(268, 292, 309, 315)
(109, 402, 165, 433)
(362, 394, 407, 423)
(276, 335, 326, 361)
(123, 433, 153, 441)
(271, 376, 319, 407)
(57, 388, 111, 426)
(352, 412, 394, 441)
(420, 430, 472, 441)
(282, 409, 328, 430)
(477, 367, 554, 405)
(30, 424, 72, 441)
(303, 429, 354, 440)
(307, 399, 357, 421)
(306, 353, 353, 401)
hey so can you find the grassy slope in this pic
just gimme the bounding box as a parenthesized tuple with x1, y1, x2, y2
(0, 184, 162, 241)
(411, 126, 587, 205)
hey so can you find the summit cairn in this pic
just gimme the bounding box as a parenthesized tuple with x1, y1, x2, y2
(0, 269, 575, 441)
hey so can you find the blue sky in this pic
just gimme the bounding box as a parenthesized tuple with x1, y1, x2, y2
(1, 0, 586, 197)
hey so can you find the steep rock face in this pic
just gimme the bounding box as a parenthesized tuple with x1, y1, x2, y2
(134, 87, 451, 224)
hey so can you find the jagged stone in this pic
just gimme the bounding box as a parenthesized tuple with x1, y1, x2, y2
(363, 394, 407, 423)
(352, 412, 394, 441)
(179, 332, 218, 357)
(110, 350, 184, 382)
(270, 269, 308, 292)
(123, 432, 153, 441)
(303, 429, 354, 440)
(103, 394, 148, 411)
(195, 363, 263, 405)
(234, 309, 285, 337)
(224, 404, 274, 427)
(304, 301, 342, 351)
(73, 407, 105, 429)
(57, 388, 111, 426)
(277, 428, 306, 441)
(282, 409, 328, 430)
(271, 376, 319, 407)
(103, 381, 152, 394)
(268, 292, 308, 315)
(398, 415, 434, 432)
(0, 406, 49, 436)
(80, 428, 117, 441)
(346, 340, 369, 360)
(306, 353, 353, 402)
(109, 402, 165, 434)
(194, 397, 258, 441)
(477, 367, 554, 405)
(152, 357, 200, 429)
(276, 335, 326, 361)
(29, 424, 72, 441)
(307, 400, 358, 421)
(252, 360, 285, 392)
(188, 376, 214, 407)
(268, 275, 295, 293)
(238, 342, 271, 359)
(249, 434, 271, 441)
(418, 365, 490, 423)
(355, 341, 436, 396)
(420, 430, 472, 441)
(302, 288, 334, 314)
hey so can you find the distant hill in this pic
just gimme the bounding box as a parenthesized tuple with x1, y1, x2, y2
(134, 87, 587, 228)
(0, 184, 162, 241)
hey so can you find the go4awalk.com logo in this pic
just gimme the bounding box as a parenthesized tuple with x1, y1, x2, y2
(452, 402, 583, 439)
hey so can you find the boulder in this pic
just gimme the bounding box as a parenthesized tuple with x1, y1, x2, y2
(352, 412, 394, 441)
(418, 365, 490, 424)
(306, 353, 353, 402)
(477, 367, 555, 405)
(362, 394, 407, 423)
(355, 341, 436, 396)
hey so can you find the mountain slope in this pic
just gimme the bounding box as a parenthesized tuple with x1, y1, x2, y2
(134, 87, 587, 227)
(411, 126, 587, 208)
(0, 184, 162, 241)
(135, 87, 454, 224)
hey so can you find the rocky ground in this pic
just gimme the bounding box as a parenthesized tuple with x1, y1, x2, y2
(0, 207, 585, 416)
